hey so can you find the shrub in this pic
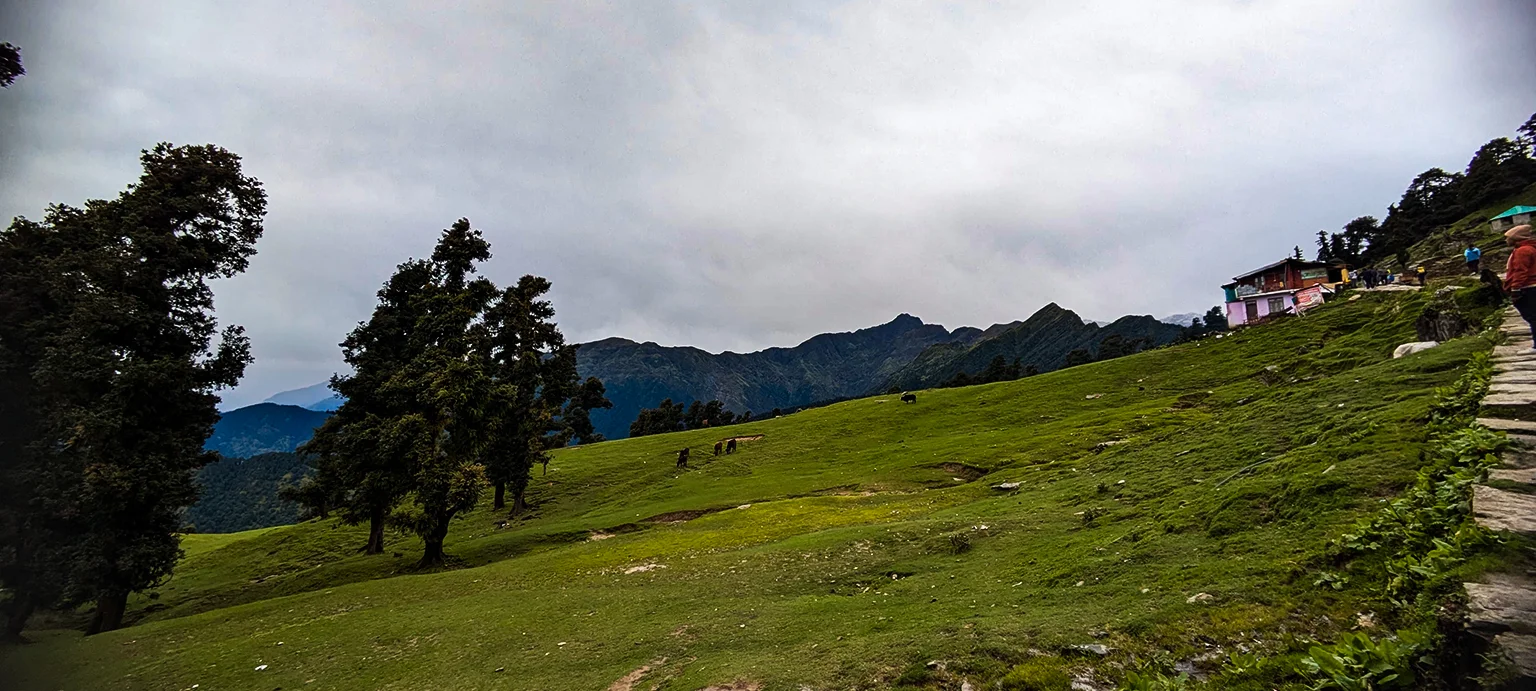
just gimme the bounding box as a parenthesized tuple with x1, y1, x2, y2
(999, 658, 1072, 691)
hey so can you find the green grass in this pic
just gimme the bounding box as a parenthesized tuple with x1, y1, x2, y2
(0, 289, 1495, 690)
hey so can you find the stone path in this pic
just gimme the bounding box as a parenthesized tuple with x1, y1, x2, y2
(1469, 306, 1536, 685)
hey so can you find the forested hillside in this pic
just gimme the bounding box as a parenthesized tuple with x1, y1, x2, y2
(204, 402, 331, 458)
(881, 303, 1187, 391)
(186, 452, 307, 533)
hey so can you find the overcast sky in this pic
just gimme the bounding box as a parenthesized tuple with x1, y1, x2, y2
(2, 1, 1534, 408)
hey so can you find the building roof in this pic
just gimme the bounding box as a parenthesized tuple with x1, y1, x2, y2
(1230, 257, 1329, 282)
(1493, 206, 1536, 220)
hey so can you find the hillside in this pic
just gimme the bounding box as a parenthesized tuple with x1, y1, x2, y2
(1, 287, 1510, 690)
(204, 402, 331, 458)
(882, 304, 1186, 391)
(186, 452, 308, 534)
(1401, 181, 1536, 277)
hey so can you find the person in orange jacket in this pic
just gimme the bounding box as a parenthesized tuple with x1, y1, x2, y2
(1504, 225, 1536, 349)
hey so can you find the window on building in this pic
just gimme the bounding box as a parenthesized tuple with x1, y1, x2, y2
(1268, 297, 1285, 314)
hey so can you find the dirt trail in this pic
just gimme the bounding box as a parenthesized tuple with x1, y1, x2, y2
(608, 658, 665, 691)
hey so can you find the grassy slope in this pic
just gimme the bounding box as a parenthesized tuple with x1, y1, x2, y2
(0, 289, 1492, 690)
(1405, 181, 1536, 275)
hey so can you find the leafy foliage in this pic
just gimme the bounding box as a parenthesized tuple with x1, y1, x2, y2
(1292, 630, 1429, 691)
(0, 143, 266, 634)
(0, 42, 21, 87)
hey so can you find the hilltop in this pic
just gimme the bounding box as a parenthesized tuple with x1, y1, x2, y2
(1, 286, 1509, 690)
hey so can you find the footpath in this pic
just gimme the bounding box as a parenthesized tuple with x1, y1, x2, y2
(1470, 306, 1536, 683)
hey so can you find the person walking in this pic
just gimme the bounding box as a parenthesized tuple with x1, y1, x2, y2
(1504, 225, 1536, 351)
(1465, 244, 1482, 274)
(1415, 265, 1427, 286)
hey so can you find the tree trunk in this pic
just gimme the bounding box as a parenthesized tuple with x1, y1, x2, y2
(511, 489, 528, 516)
(493, 481, 505, 510)
(3, 593, 33, 642)
(86, 590, 128, 635)
(365, 504, 386, 555)
(418, 522, 450, 568)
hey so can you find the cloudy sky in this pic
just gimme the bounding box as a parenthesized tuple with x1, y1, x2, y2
(2, 1, 1534, 408)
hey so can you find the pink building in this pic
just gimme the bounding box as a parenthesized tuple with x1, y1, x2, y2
(1222, 258, 1336, 328)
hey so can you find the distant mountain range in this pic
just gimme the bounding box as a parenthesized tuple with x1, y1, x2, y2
(262, 381, 344, 411)
(226, 304, 1196, 444)
(575, 304, 1187, 439)
(879, 304, 1185, 392)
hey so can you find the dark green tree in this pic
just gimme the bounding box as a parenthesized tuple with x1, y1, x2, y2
(1203, 306, 1226, 332)
(1064, 348, 1093, 368)
(1458, 137, 1536, 211)
(1315, 230, 1333, 262)
(629, 399, 686, 437)
(0, 144, 265, 635)
(480, 274, 605, 513)
(0, 42, 22, 87)
(300, 258, 438, 554)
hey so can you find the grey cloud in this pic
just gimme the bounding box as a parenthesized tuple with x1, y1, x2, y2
(1, 0, 1533, 408)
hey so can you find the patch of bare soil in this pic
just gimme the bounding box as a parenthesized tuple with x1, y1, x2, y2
(700, 682, 762, 691)
(608, 658, 666, 691)
(642, 507, 727, 523)
(938, 462, 989, 481)
(719, 434, 765, 443)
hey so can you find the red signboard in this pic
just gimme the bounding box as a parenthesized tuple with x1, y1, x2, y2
(1294, 285, 1325, 313)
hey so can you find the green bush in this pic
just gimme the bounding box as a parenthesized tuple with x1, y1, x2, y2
(999, 657, 1072, 691)
(1293, 630, 1429, 690)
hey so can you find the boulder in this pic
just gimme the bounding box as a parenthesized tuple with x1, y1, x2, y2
(1392, 341, 1439, 359)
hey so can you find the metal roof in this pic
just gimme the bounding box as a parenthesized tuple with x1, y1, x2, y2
(1493, 206, 1536, 220)
(1230, 257, 1328, 282)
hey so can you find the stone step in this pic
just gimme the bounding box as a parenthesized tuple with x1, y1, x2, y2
(1473, 485, 1536, 535)
(1492, 633, 1536, 686)
(1494, 345, 1536, 358)
(1494, 360, 1536, 373)
(1493, 373, 1536, 386)
(1509, 433, 1536, 450)
(1504, 449, 1536, 470)
(1466, 577, 1536, 636)
(1482, 396, 1536, 421)
(1480, 418, 1536, 433)
(1490, 467, 1536, 484)
(1491, 383, 1536, 396)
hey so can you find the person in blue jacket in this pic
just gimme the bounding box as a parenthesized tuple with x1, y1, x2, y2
(1465, 244, 1482, 274)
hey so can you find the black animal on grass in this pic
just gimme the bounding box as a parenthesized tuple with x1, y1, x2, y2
(714, 441, 723, 456)
(676, 447, 690, 469)
(901, 392, 917, 404)
(726, 439, 737, 454)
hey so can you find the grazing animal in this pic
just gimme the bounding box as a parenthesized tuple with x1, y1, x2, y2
(714, 441, 723, 456)
(726, 439, 737, 454)
(901, 392, 917, 404)
(676, 447, 690, 469)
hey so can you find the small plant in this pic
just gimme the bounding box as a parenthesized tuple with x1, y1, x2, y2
(1119, 671, 1191, 691)
(1313, 571, 1348, 591)
(1293, 630, 1428, 691)
(1220, 650, 1263, 677)
(1082, 507, 1106, 526)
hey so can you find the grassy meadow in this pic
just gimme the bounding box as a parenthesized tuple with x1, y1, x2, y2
(0, 288, 1498, 690)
